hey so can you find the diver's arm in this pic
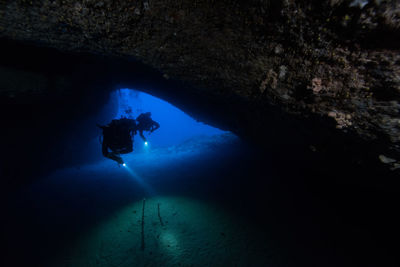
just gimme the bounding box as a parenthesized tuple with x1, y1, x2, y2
(150, 121, 160, 132)
(139, 130, 147, 142)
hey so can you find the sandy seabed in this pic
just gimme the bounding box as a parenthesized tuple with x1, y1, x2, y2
(57, 196, 273, 267)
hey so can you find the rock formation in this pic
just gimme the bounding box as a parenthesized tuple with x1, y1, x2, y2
(1, 0, 399, 173)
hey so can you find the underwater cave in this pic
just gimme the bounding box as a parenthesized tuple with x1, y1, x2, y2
(1, 1, 400, 267)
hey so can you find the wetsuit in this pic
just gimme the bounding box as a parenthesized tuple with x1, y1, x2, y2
(100, 118, 136, 164)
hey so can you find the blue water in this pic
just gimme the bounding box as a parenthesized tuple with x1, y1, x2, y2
(113, 88, 226, 150)
(54, 88, 228, 168)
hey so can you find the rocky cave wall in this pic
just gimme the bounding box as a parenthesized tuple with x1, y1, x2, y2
(0, 0, 399, 174)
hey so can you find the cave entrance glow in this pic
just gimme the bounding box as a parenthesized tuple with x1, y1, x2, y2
(113, 88, 227, 150)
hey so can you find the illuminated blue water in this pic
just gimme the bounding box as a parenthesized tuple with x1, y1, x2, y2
(113, 88, 226, 150)
(59, 88, 230, 169)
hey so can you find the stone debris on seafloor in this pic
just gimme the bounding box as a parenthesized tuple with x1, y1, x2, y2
(379, 154, 396, 164)
(378, 155, 400, 170)
(391, 163, 400, 171)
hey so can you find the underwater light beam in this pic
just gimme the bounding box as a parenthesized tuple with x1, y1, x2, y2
(124, 165, 155, 195)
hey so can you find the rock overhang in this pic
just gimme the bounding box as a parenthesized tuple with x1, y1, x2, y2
(0, 0, 399, 174)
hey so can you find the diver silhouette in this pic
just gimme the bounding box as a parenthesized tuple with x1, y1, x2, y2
(136, 112, 160, 142)
(98, 113, 160, 165)
(98, 117, 137, 165)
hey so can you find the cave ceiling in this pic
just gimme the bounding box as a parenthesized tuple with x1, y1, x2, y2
(0, 0, 399, 171)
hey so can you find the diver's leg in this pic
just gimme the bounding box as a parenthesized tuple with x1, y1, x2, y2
(108, 151, 124, 164)
(102, 141, 123, 164)
(119, 146, 133, 154)
(102, 142, 109, 157)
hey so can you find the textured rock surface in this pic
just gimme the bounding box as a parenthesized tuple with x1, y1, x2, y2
(0, 0, 399, 170)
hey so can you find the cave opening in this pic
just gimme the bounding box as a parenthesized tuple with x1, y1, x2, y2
(112, 88, 228, 151)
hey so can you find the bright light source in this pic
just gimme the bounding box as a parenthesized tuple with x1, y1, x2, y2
(144, 141, 148, 146)
(123, 163, 126, 167)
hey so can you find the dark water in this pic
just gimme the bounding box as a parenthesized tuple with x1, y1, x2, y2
(2, 133, 399, 267)
(1, 87, 399, 267)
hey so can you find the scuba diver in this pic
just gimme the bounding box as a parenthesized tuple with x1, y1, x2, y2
(98, 117, 137, 165)
(98, 112, 160, 165)
(136, 112, 160, 142)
